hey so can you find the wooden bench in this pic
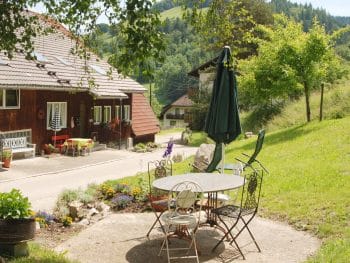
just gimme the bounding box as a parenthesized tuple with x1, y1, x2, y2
(52, 134, 70, 153)
(2, 137, 36, 158)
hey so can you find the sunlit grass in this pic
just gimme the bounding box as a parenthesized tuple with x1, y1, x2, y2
(8, 243, 77, 263)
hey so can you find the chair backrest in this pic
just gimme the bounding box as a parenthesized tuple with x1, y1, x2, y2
(239, 168, 264, 215)
(148, 159, 173, 197)
(246, 129, 265, 166)
(168, 181, 203, 221)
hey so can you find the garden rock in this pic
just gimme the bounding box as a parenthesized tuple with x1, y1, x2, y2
(96, 202, 110, 213)
(193, 143, 215, 171)
(69, 201, 84, 219)
(87, 208, 99, 218)
(78, 219, 90, 226)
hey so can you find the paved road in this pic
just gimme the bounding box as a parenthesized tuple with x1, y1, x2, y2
(0, 133, 197, 211)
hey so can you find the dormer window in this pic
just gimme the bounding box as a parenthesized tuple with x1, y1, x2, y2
(53, 56, 72, 66)
(31, 51, 49, 63)
(89, 65, 107, 76)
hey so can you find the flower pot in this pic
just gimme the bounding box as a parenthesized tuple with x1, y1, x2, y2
(0, 218, 36, 257)
(2, 158, 11, 168)
(0, 218, 36, 244)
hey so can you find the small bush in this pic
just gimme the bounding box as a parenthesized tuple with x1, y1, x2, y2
(99, 184, 115, 199)
(35, 211, 55, 228)
(111, 194, 133, 210)
(0, 189, 32, 219)
(114, 183, 131, 195)
(62, 216, 73, 227)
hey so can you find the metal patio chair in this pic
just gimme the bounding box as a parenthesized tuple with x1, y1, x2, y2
(146, 159, 173, 237)
(158, 181, 203, 263)
(222, 129, 268, 174)
(211, 167, 265, 259)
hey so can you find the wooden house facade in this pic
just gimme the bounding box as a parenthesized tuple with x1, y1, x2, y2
(0, 14, 159, 154)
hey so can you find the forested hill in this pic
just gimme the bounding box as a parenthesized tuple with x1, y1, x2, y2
(154, 0, 350, 32)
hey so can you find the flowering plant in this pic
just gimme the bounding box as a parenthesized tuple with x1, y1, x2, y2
(162, 139, 174, 158)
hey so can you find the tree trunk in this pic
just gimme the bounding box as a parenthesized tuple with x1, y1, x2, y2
(304, 81, 311, 122)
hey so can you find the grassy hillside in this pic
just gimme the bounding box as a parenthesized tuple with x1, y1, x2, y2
(240, 78, 350, 132)
(223, 117, 350, 262)
(160, 6, 183, 20)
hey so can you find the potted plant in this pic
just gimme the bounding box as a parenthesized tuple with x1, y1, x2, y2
(0, 189, 36, 257)
(1, 148, 12, 168)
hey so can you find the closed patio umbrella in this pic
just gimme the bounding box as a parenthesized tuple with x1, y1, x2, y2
(50, 108, 62, 147)
(204, 46, 241, 172)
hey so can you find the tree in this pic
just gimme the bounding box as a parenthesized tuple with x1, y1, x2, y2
(183, 0, 273, 58)
(239, 15, 345, 122)
(0, 0, 165, 76)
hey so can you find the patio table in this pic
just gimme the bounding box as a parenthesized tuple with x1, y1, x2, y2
(63, 138, 94, 155)
(153, 173, 245, 228)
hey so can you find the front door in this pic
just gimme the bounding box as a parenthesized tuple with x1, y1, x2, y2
(79, 101, 86, 137)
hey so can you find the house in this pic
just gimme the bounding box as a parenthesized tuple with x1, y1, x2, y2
(188, 56, 218, 91)
(0, 13, 159, 155)
(160, 93, 193, 128)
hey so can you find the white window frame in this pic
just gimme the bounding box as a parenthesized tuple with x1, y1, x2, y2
(46, 102, 67, 130)
(123, 105, 130, 121)
(115, 105, 120, 120)
(0, 89, 20, 109)
(93, 106, 102, 124)
(104, 106, 111, 123)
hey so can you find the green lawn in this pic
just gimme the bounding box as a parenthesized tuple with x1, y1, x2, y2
(224, 117, 350, 262)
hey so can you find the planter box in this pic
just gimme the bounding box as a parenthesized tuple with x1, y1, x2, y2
(0, 218, 36, 257)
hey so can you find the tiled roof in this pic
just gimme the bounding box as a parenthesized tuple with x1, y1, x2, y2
(0, 15, 145, 99)
(131, 93, 160, 136)
(171, 94, 193, 107)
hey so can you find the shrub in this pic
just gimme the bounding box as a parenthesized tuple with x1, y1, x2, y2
(114, 183, 131, 195)
(111, 194, 133, 210)
(62, 216, 73, 227)
(35, 211, 55, 228)
(0, 189, 32, 219)
(134, 143, 147, 152)
(99, 184, 115, 199)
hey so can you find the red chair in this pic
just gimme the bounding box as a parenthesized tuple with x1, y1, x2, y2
(51, 134, 70, 153)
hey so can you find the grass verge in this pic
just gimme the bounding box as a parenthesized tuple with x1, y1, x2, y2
(7, 243, 77, 263)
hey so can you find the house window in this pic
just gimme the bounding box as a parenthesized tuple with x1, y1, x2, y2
(175, 108, 180, 115)
(123, 105, 130, 121)
(47, 102, 67, 129)
(170, 120, 176, 126)
(0, 89, 20, 109)
(93, 106, 102, 124)
(104, 106, 111, 123)
(115, 105, 120, 120)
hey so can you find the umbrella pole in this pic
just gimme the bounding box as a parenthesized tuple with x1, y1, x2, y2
(221, 142, 225, 174)
(54, 130, 57, 148)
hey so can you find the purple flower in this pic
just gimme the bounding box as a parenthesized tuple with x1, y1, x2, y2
(111, 194, 133, 209)
(163, 140, 174, 158)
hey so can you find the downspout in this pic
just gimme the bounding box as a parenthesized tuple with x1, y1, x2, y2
(119, 98, 123, 150)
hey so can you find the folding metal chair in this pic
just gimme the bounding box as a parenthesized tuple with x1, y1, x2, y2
(146, 159, 173, 237)
(222, 129, 268, 174)
(211, 167, 265, 259)
(158, 181, 203, 263)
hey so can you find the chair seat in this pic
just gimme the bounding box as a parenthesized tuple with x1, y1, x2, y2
(151, 199, 168, 212)
(212, 205, 255, 218)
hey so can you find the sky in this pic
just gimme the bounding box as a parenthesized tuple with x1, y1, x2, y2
(290, 0, 350, 17)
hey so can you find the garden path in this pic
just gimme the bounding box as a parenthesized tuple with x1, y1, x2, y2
(55, 213, 321, 263)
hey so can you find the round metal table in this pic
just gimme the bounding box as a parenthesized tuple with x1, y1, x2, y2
(153, 172, 245, 232)
(152, 173, 245, 193)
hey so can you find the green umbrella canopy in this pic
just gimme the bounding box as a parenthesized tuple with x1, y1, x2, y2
(204, 46, 241, 172)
